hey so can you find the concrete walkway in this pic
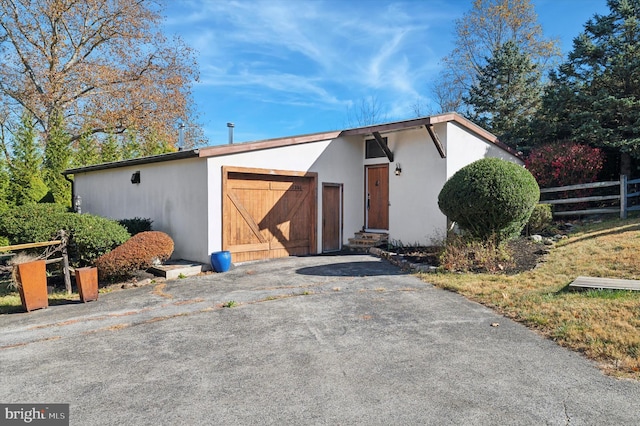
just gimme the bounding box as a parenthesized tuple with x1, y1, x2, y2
(1, 254, 639, 425)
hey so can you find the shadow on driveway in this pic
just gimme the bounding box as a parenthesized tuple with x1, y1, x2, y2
(296, 260, 407, 277)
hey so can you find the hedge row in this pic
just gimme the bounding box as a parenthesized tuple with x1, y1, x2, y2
(0, 203, 130, 265)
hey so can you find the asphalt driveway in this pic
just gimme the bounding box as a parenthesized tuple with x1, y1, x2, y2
(1, 254, 639, 425)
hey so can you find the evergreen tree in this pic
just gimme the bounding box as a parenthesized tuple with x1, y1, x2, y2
(0, 153, 10, 212)
(100, 133, 121, 163)
(434, 0, 559, 114)
(465, 41, 542, 150)
(72, 131, 101, 168)
(537, 0, 640, 174)
(43, 112, 71, 206)
(121, 131, 141, 160)
(8, 112, 48, 205)
(140, 130, 174, 157)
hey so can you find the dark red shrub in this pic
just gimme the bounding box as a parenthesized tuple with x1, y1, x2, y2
(525, 142, 604, 188)
(95, 231, 174, 280)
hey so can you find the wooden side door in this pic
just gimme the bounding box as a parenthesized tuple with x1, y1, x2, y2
(365, 164, 389, 230)
(322, 183, 342, 252)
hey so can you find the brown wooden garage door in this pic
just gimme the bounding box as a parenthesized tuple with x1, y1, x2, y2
(222, 166, 317, 263)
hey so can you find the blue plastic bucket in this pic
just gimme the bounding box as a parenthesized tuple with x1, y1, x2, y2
(210, 250, 232, 273)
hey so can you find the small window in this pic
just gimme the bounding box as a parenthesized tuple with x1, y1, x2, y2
(365, 137, 388, 159)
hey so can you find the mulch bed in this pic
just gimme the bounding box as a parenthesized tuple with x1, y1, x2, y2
(380, 237, 551, 274)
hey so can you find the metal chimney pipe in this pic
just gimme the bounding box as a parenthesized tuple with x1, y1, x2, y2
(178, 122, 185, 150)
(227, 122, 235, 144)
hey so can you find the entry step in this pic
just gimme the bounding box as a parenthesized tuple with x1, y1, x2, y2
(347, 232, 388, 251)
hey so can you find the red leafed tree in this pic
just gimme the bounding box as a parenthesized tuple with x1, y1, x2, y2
(525, 142, 604, 188)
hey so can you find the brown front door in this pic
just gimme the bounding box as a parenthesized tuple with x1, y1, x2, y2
(322, 184, 342, 252)
(365, 164, 389, 230)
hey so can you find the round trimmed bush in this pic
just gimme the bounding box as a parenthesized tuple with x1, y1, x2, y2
(438, 158, 540, 243)
(95, 231, 174, 280)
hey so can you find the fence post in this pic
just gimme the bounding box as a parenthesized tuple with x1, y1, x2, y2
(60, 230, 72, 294)
(621, 174, 628, 219)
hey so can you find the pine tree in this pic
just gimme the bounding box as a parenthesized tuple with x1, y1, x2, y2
(465, 41, 542, 150)
(43, 112, 71, 206)
(140, 130, 173, 157)
(72, 132, 101, 168)
(121, 131, 141, 160)
(0, 153, 10, 212)
(100, 133, 121, 163)
(433, 0, 559, 114)
(8, 112, 48, 205)
(538, 0, 640, 174)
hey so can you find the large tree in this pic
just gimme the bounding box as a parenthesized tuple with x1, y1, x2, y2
(7, 112, 48, 205)
(0, 0, 203, 153)
(434, 0, 559, 114)
(536, 0, 640, 175)
(465, 41, 542, 150)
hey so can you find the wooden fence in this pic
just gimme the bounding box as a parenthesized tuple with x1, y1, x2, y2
(540, 175, 640, 218)
(0, 231, 72, 294)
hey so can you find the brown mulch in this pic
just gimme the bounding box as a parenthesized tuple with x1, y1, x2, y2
(503, 237, 552, 273)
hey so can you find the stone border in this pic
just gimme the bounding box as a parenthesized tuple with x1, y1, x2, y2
(369, 247, 438, 273)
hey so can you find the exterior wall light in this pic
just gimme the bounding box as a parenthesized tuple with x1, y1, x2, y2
(131, 171, 141, 184)
(74, 195, 82, 214)
(395, 163, 402, 176)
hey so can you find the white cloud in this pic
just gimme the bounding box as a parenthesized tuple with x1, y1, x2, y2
(164, 0, 461, 138)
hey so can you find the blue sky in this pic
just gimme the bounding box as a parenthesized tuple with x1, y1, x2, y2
(162, 0, 611, 146)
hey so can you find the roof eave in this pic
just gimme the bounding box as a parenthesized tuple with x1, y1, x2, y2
(197, 130, 342, 159)
(63, 149, 200, 175)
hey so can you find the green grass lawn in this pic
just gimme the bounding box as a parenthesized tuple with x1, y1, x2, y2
(421, 217, 640, 379)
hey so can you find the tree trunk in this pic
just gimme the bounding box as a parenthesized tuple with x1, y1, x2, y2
(620, 152, 631, 177)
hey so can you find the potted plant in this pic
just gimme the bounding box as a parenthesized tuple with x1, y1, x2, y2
(75, 267, 98, 302)
(10, 254, 48, 312)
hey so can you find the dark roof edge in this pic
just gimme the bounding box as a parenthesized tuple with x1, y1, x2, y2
(63, 149, 200, 175)
(197, 130, 342, 159)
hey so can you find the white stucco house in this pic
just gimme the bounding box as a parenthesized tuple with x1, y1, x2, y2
(63, 113, 522, 265)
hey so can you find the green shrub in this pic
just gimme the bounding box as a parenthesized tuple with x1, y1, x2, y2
(0, 203, 68, 244)
(62, 214, 131, 265)
(438, 158, 540, 243)
(0, 203, 129, 265)
(95, 231, 174, 280)
(527, 204, 553, 234)
(118, 217, 153, 235)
